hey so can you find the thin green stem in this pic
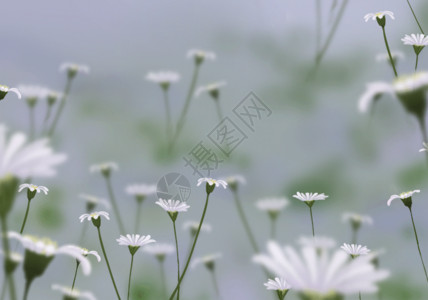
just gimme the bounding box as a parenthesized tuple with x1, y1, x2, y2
(104, 176, 126, 234)
(97, 227, 122, 299)
(22, 279, 33, 300)
(42, 105, 53, 133)
(127, 254, 134, 300)
(19, 200, 31, 234)
(214, 100, 224, 122)
(1, 217, 16, 300)
(270, 218, 276, 240)
(163, 89, 173, 146)
(406, 0, 425, 34)
(381, 26, 398, 77)
(172, 221, 180, 300)
(0, 279, 7, 300)
(409, 208, 428, 282)
(309, 207, 315, 236)
(135, 200, 143, 233)
(232, 190, 259, 252)
(169, 192, 211, 300)
(159, 261, 167, 300)
(71, 261, 80, 290)
(170, 64, 201, 151)
(415, 54, 420, 71)
(210, 270, 220, 297)
(48, 77, 73, 137)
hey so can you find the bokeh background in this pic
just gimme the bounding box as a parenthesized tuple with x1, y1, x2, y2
(1, 0, 428, 299)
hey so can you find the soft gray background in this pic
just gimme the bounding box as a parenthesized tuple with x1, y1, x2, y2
(1, 0, 428, 299)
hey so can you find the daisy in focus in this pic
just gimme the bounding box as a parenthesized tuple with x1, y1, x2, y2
(293, 192, 328, 236)
(402, 34, 428, 69)
(117, 234, 156, 254)
(264, 277, 291, 300)
(364, 11, 394, 23)
(387, 190, 420, 207)
(341, 243, 371, 258)
(18, 184, 49, 195)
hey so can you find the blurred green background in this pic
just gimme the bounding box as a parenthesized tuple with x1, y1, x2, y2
(1, 0, 428, 299)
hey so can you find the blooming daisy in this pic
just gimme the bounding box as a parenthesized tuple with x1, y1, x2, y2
(79, 194, 110, 210)
(292, 192, 328, 202)
(387, 190, 420, 207)
(145, 71, 180, 90)
(402, 34, 428, 47)
(0, 85, 21, 100)
(191, 253, 222, 270)
(59, 63, 90, 78)
(125, 184, 157, 199)
(195, 81, 227, 99)
(155, 198, 190, 213)
(253, 241, 389, 296)
(264, 277, 291, 300)
(187, 49, 216, 64)
(0, 125, 67, 179)
(341, 243, 371, 258)
(79, 211, 110, 226)
(364, 11, 394, 22)
(297, 236, 337, 250)
(143, 243, 175, 261)
(197, 178, 228, 189)
(256, 198, 289, 213)
(117, 234, 156, 254)
(64, 246, 101, 262)
(18, 184, 49, 195)
(89, 162, 118, 177)
(52, 284, 96, 300)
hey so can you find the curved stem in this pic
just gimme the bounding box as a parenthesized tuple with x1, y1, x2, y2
(127, 254, 135, 300)
(159, 261, 167, 300)
(104, 176, 126, 234)
(170, 64, 201, 151)
(97, 227, 122, 299)
(22, 280, 33, 300)
(169, 192, 211, 300)
(232, 190, 259, 252)
(19, 200, 31, 234)
(71, 261, 80, 290)
(163, 89, 173, 146)
(409, 208, 428, 282)
(210, 270, 220, 297)
(406, 0, 425, 34)
(172, 221, 180, 300)
(48, 78, 73, 137)
(309, 207, 315, 236)
(381, 26, 398, 77)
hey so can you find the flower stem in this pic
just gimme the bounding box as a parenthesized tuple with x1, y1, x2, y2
(163, 89, 173, 146)
(214, 100, 224, 122)
(408, 208, 428, 282)
(71, 261, 80, 290)
(270, 218, 276, 240)
(135, 200, 143, 233)
(359, 292, 362, 300)
(48, 77, 73, 137)
(169, 192, 211, 300)
(42, 105, 53, 133)
(22, 279, 33, 300)
(406, 0, 425, 34)
(127, 254, 135, 300)
(352, 228, 358, 245)
(19, 200, 31, 234)
(415, 54, 419, 71)
(210, 270, 220, 297)
(104, 176, 126, 234)
(159, 261, 167, 300)
(0, 279, 6, 300)
(97, 227, 122, 299)
(309, 207, 315, 236)
(172, 221, 181, 300)
(381, 26, 398, 77)
(232, 190, 259, 253)
(1, 217, 16, 300)
(170, 64, 201, 151)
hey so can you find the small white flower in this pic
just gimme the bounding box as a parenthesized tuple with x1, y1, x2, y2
(419, 142, 428, 152)
(256, 198, 289, 212)
(364, 11, 394, 22)
(394, 72, 428, 94)
(0, 250, 23, 263)
(17, 85, 50, 100)
(341, 243, 371, 257)
(143, 243, 175, 257)
(292, 192, 328, 202)
(59, 63, 90, 75)
(79, 211, 110, 223)
(223, 175, 246, 186)
(264, 277, 291, 291)
(18, 183, 49, 195)
(342, 212, 373, 226)
(89, 162, 118, 174)
(197, 178, 228, 189)
(63, 246, 101, 262)
(155, 199, 190, 212)
(195, 81, 227, 97)
(402, 34, 428, 47)
(387, 190, 420, 206)
(297, 236, 337, 250)
(358, 82, 394, 113)
(187, 49, 216, 61)
(79, 194, 110, 209)
(52, 284, 96, 300)
(183, 221, 212, 233)
(191, 253, 222, 269)
(145, 71, 180, 85)
(125, 184, 157, 198)
(0, 85, 21, 100)
(116, 234, 156, 248)
(376, 51, 404, 63)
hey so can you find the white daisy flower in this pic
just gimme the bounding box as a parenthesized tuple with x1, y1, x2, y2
(0, 250, 23, 263)
(387, 190, 420, 206)
(191, 253, 222, 269)
(116, 234, 156, 247)
(197, 178, 228, 189)
(358, 82, 394, 113)
(18, 183, 49, 195)
(195, 81, 227, 98)
(59, 63, 90, 78)
(297, 236, 337, 250)
(264, 277, 291, 291)
(402, 34, 428, 47)
(376, 51, 404, 63)
(17, 85, 50, 101)
(0, 125, 67, 179)
(183, 221, 212, 235)
(341, 243, 371, 258)
(256, 198, 289, 213)
(0, 85, 21, 100)
(125, 184, 157, 198)
(8, 232, 92, 275)
(292, 192, 328, 202)
(62, 246, 101, 262)
(253, 241, 389, 296)
(364, 11, 394, 22)
(52, 284, 96, 300)
(79, 194, 110, 210)
(89, 162, 118, 176)
(143, 243, 175, 260)
(187, 49, 216, 63)
(145, 71, 180, 86)
(79, 211, 110, 222)
(155, 199, 190, 212)
(419, 142, 428, 152)
(342, 212, 373, 226)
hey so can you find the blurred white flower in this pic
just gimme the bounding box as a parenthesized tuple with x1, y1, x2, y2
(195, 81, 227, 98)
(89, 162, 118, 175)
(187, 49, 216, 63)
(0, 125, 67, 179)
(364, 11, 394, 22)
(376, 51, 404, 62)
(18, 183, 48, 195)
(358, 82, 394, 113)
(0, 85, 21, 100)
(264, 277, 291, 291)
(387, 190, 420, 206)
(197, 178, 228, 189)
(191, 253, 222, 269)
(155, 199, 190, 212)
(8, 232, 92, 275)
(419, 142, 428, 152)
(52, 284, 96, 300)
(297, 236, 337, 250)
(143, 243, 175, 258)
(223, 175, 246, 186)
(402, 34, 428, 47)
(341, 243, 371, 257)
(59, 63, 90, 76)
(79, 194, 110, 210)
(253, 241, 389, 296)
(183, 221, 212, 234)
(116, 234, 156, 248)
(125, 184, 157, 198)
(17, 85, 50, 101)
(145, 71, 180, 85)
(292, 192, 328, 202)
(256, 198, 289, 213)
(342, 212, 373, 226)
(79, 211, 110, 222)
